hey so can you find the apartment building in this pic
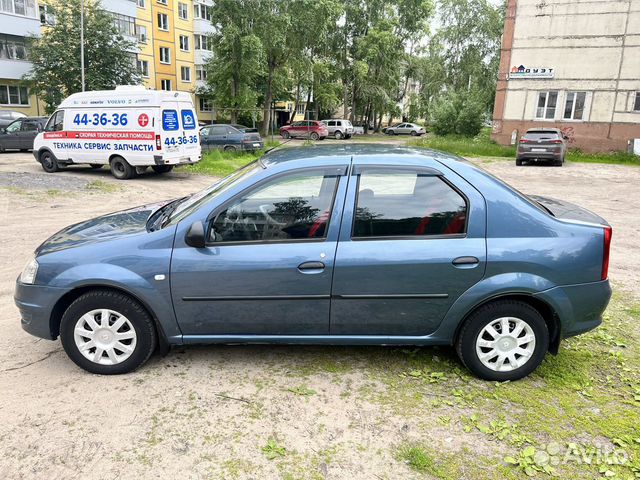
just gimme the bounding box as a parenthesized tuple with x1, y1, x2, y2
(0, 0, 42, 116)
(492, 0, 640, 152)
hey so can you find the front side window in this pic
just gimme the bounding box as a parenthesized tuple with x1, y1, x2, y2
(45, 110, 64, 131)
(353, 169, 467, 238)
(563, 91, 586, 120)
(209, 171, 340, 243)
(536, 91, 558, 119)
(5, 120, 22, 133)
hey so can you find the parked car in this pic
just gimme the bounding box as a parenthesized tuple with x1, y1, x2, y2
(200, 124, 264, 152)
(279, 120, 328, 140)
(0, 116, 47, 152)
(516, 128, 567, 166)
(15, 144, 612, 380)
(320, 119, 354, 139)
(0, 110, 26, 128)
(384, 123, 426, 136)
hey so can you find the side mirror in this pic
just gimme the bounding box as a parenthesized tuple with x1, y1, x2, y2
(185, 221, 206, 248)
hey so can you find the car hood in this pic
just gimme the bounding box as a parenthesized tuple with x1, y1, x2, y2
(529, 195, 609, 226)
(35, 200, 173, 255)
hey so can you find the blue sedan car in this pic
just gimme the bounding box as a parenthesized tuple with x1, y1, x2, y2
(14, 145, 612, 380)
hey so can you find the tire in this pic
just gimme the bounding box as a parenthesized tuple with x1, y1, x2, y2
(40, 150, 59, 173)
(387, 130, 395, 135)
(515, 158, 523, 166)
(59, 289, 157, 375)
(553, 158, 563, 167)
(281, 131, 290, 139)
(310, 132, 319, 141)
(455, 300, 549, 381)
(223, 145, 237, 152)
(110, 156, 136, 180)
(334, 131, 343, 140)
(89, 164, 102, 169)
(410, 131, 418, 136)
(152, 165, 173, 174)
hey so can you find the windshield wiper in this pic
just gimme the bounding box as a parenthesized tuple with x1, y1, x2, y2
(147, 197, 187, 231)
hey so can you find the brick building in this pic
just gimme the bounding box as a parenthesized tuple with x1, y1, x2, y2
(491, 0, 640, 153)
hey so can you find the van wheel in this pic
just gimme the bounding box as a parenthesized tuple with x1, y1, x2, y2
(110, 156, 136, 180)
(89, 164, 102, 169)
(40, 151, 59, 173)
(152, 165, 173, 174)
(59, 289, 157, 375)
(456, 300, 549, 381)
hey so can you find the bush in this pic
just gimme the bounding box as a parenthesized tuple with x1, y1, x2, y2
(431, 91, 485, 137)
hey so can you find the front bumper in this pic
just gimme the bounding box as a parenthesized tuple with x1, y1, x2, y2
(14, 279, 69, 340)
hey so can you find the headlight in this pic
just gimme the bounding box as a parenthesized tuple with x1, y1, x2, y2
(20, 258, 39, 284)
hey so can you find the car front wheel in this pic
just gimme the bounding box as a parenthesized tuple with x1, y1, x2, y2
(60, 290, 157, 374)
(281, 131, 290, 139)
(40, 150, 60, 173)
(456, 300, 548, 381)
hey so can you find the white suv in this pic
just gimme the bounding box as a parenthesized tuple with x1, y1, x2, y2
(321, 119, 354, 139)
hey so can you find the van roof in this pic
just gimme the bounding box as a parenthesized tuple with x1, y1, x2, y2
(58, 86, 193, 108)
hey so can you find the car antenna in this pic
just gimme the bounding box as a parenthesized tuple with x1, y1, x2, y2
(263, 138, 293, 154)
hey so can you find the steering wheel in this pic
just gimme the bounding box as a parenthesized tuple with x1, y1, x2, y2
(259, 204, 285, 226)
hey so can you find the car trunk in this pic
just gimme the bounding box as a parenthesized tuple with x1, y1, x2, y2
(519, 131, 562, 155)
(528, 195, 609, 226)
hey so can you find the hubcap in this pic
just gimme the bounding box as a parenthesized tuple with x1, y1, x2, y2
(475, 317, 535, 372)
(74, 309, 137, 365)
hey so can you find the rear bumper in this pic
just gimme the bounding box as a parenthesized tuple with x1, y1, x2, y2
(517, 150, 562, 160)
(14, 279, 69, 340)
(153, 154, 201, 166)
(534, 279, 612, 339)
(241, 141, 264, 150)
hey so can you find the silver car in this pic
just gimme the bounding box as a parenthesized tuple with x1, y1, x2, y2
(385, 122, 426, 136)
(320, 119, 353, 139)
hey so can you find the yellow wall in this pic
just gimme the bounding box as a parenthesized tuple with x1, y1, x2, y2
(0, 79, 45, 116)
(135, 0, 155, 89)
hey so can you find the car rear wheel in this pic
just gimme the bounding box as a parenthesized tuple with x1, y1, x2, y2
(59, 290, 157, 374)
(456, 300, 548, 381)
(152, 165, 173, 174)
(281, 131, 290, 139)
(223, 145, 237, 152)
(310, 132, 319, 141)
(334, 131, 343, 140)
(40, 150, 59, 173)
(110, 156, 136, 180)
(553, 158, 563, 167)
(515, 158, 523, 166)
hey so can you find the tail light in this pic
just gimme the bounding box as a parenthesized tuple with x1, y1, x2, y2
(155, 134, 162, 150)
(551, 139, 563, 144)
(601, 226, 612, 280)
(519, 138, 530, 143)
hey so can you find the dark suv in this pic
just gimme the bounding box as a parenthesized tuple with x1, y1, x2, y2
(0, 116, 47, 152)
(516, 128, 568, 166)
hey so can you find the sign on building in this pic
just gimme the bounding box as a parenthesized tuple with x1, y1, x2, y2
(508, 65, 554, 79)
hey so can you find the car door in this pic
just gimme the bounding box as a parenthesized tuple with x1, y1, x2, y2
(200, 126, 212, 152)
(3, 119, 22, 149)
(330, 163, 487, 336)
(210, 125, 228, 148)
(170, 165, 349, 335)
(19, 119, 41, 150)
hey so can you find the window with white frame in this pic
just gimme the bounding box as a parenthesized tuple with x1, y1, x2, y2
(178, 2, 188, 19)
(194, 34, 211, 51)
(196, 65, 207, 81)
(135, 24, 147, 43)
(179, 34, 189, 51)
(157, 12, 168, 31)
(563, 91, 586, 120)
(193, 3, 211, 20)
(181, 66, 191, 82)
(535, 91, 558, 119)
(157, 0, 167, 5)
(296, 103, 305, 115)
(159, 47, 170, 64)
(39, 4, 55, 25)
(136, 0, 145, 7)
(1, 0, 37, 17)
(0, 84, 30, 105)
(161, 79, 171, 91)
(136, 59, 149, 77)
(112, 13, 136, 37)
(199, 98, 212, 112)
(633, 92, 640, 112)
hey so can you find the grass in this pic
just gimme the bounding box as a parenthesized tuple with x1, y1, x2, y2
(396, 444, 445, 477)
(409, 128, 640, 165)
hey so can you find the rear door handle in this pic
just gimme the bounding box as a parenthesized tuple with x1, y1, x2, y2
(452, 256, 479, 267)
(297, 261, 325, 273)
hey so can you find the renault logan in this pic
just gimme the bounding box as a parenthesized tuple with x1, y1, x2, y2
(14, 145, 612, 380)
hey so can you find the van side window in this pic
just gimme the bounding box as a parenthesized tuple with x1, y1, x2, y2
(45, 111, 64, 132)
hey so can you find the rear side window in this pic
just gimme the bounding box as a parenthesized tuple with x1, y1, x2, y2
(353, 170, 467, 238)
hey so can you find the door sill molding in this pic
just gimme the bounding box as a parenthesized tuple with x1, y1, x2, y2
(179, 334, 448, 346)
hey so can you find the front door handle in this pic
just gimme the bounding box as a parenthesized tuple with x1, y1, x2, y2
(297, 261, 325, 273)
(452, 256, 479, 267)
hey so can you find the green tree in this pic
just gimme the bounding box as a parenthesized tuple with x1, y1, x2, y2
(24, 0, 141, 113)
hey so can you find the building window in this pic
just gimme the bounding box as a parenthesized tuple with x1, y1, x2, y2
(0, 34, 28, 60)
(161, 79, 171, 91)
(179, 34, 189, 51)
(39, 4, 55, 25)
(157, 12, 168, 31)
(633, 92, 640, 112)
(0, 85, 30, 105)
(563, 92, 586, 120)
(136, 25, 147, 43)
(193, 3, 211, 20)
(136, 59, 149, 77)
(136, 0, 145, 7)
(196, 65, 207, 81)
(157, 0, 167, 5)
(194, 34, 211, 51)
(535, 91, 558, 120)
(296, 103, 305, 115)
(159, 47, 170, 64)
(112, 13, 136, 37)
(178, 2, 188, 19)
(1, 0, 37, 17)
(181, 66, 191, 82)
(199, 98, 212, 112)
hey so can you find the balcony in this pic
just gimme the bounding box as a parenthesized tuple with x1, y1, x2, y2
(0, 11, 40, 37)
(0, 58, 33, 80)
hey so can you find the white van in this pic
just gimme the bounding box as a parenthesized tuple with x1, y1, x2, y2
(33, 86, 201, 179)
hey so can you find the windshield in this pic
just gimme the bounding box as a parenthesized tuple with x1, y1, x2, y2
(165, 161, 263, 226)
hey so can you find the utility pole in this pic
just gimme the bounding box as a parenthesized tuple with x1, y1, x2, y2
(80, 0, 85, 91)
